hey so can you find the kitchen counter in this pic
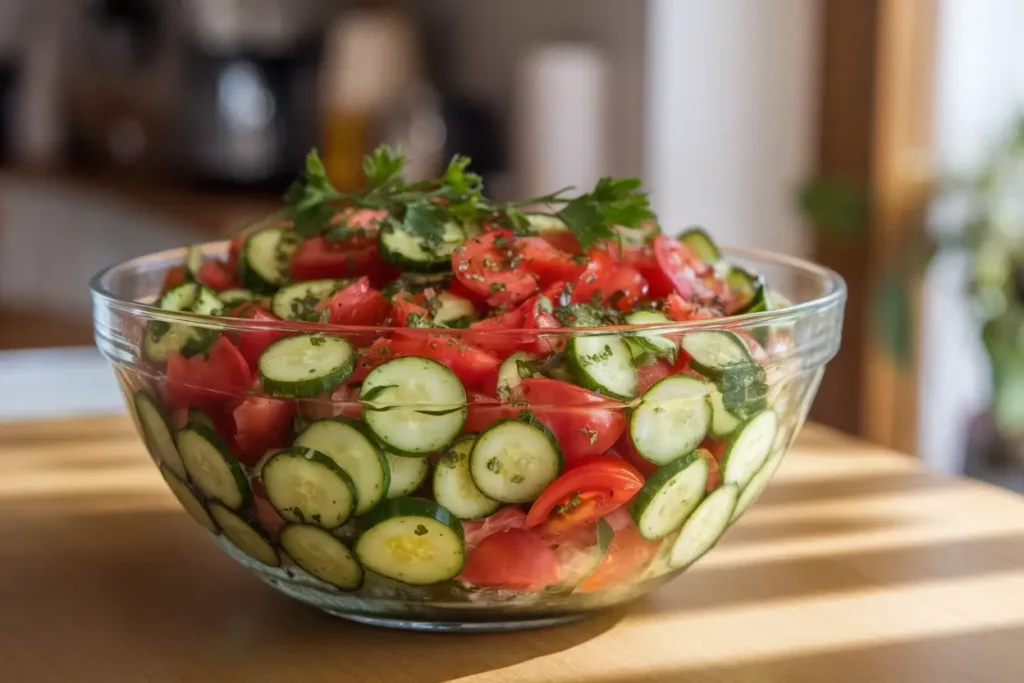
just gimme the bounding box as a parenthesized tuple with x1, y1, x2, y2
(2, 416, 1023, 683)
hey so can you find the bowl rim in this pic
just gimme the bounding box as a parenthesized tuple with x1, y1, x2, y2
(90, 241, 847, 336)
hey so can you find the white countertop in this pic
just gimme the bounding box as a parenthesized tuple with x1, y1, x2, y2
(0, 346, 125, 422)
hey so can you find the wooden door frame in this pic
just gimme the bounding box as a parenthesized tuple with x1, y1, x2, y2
(811, 0, 938, 453)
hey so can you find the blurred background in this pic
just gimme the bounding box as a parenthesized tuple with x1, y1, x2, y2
(1, 0, 1023, 493)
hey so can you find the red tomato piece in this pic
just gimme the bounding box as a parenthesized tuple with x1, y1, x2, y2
(389, 292, 431, 327)
(576, 524, 660, 593)
(518, 295, 565, 355)
(161, 265, 188, 293)
(291, 237, 398, 286)
(465, 307, 528, 357)
(701, 437, 728, 463)
(515, 237, 584, 285)
(452, 230, 539, 307)
(653, 235, 728, 307)
(613, 429, 658, 478)
(318, 277, 391, 326)
(164, 337, 251, 411)
(231, 394, 295, 465)
(573, 247, 647, 311)
(635, 359, 674, 396)
(196, 260, 239, 292)
(226, 235, 246, 274)
(251, 481, 287, 540)
(387, 334, 501, 392)
(464, 392, 522, 434)
(664, 292, 719, 322)
(351, 337, 395, 382)
(461, 506, 528, 550)
(518, 378, 626, 464)
(622, 245, 675, 299)
(537, 229, 582, 255)
(459, 528, 561, 590)
(525, 457, 644, 537)
(327, 208, 387, 249)
(233, 307, 287, 373)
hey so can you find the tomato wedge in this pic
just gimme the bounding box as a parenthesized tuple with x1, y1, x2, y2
(196, 260, 239, 292)
(161, 265, 188, 293)
(518, 378, 626, 464)
(290, 236, 397, 286)
(233, 306, 287, 373)
(515, 237, 584, 285)
(461, 506, 528, 550)
(576, 524, 660, 593)
(164, 337, 251, 411)
(635, 359, 674, 395)
(573, 247, 647, 311)
(452, 230, 539, 307)
(318, 277, 391, 326)
(459, 528, 561, 590)
(526, 457, 644, 537)
(653, 235, 727, 306)
(231, 394, 295, 465)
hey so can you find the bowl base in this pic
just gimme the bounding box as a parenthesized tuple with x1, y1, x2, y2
(325, 609, 592, 633)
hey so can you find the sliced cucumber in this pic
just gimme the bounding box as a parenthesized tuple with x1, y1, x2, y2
(378, 220, 466, 273)
(144, 283, 222, 362)
(354, 497, 465, 585)
(431, 291, 477, 327)
(566, 334, 637, 399)
(184, 245, 205, 279)
(496, 351, 539, 399)
(434, 435, 501, 519)
(271, 279, 350, 321)
(360, 356, 467, 455)
(209, 502, 280, 567)
(134, 390, 186, 479)
(731, 446, 785, 522)
(668, 484, 738, 569)
(240, 227, 300, 293)
(681, 330, 754, 378)
(293, 418, 389, 516)
(630, 451, 709, 540)
(721, 410, 779, 490)
(261, 448, 358, 529)
(385, 451, 430, 499)
(160, 466, 218, 534)
(624, 311, 678, 361)
(678, 227, 721, 262)
(176, 423, 251, 510)
(279, 524, 363, 590)
(258, 334, 355, 398)
(726, 266, 768, 315)
(218, 288, 256, 307)
(708, 385, 742, 438)
(469, 419, 562, 504)
(630, 376, 711, 465)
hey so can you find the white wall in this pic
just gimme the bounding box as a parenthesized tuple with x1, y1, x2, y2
(644, 0, 819, 251)
(918, 0, 1024, 473)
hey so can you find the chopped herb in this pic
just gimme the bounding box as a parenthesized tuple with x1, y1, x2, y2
(579, 426, 599, 445)
(510, 474, 526, 484)
(553, 492, 583, 515)
(308, 333, 326, 347)
(489, 282, 507, 295)
(486, 457, 502, 474)
(414, 524, 429, 536)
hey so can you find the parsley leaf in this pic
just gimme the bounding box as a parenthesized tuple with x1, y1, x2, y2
(363, 146, 406, 190)
(554, 177, 655, 250)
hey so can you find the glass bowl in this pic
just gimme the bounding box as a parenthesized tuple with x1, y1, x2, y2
(91, 241, 845, 632)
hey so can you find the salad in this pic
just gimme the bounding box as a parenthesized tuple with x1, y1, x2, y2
(131, 146, 787, 601)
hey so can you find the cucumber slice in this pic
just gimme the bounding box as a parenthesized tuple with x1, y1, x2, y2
(240, 227, 300, 293)
(186, 407, 217, 431)
(144, 283, 222, 362)
(271, 279, 351, 321)
(209, 502, 280, 567)
(721, 410, 779, 490)
(258, 334, 355, 398)
(630, 451, 709, 540)
(218, 288, 256, 307)
(134, 390, 186, 479)
(726, 266, 768, 314)
(708, 385, 742, 437)
(434, 435, 500, 519)
(624, 311, 678, 361)
(176, 423, 251, 510)
(496, 351, 539, 399)
(469, 419, 562, 504)
(262, 448, 358, 529)
(385, 451, 430, 499)
(566, 334, 637, 399)
(629, 376, 711, 465)
(293, 418, 390, 516)
(378, 220, 466, 273)
(731, 446, 785, 522)
(160, 466, 218, 534)
(681, 331, 754, 378)
(432, 291, 477, 327)
(279, 524, 363, 590)
(184, 245, 205, 280)
(678, 227, 721, 262)
(668, 483, 738, 569)
(360, 356, 467, 455)
(354, 497, 465, 585)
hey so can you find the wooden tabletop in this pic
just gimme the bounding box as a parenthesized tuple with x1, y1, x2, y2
(2, 416, 1023, 683)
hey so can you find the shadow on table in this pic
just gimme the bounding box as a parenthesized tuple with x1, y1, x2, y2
(756, 470, 954, 507)
(0, 504, 620, 683)
(543, 624, 1024, 683)
(720, 514, 898, 546)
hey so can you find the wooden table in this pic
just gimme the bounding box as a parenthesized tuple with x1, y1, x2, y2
(2, 416, 1023, 683)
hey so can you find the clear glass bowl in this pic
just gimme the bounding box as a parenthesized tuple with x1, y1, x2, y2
(91, 241, 845, 632)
